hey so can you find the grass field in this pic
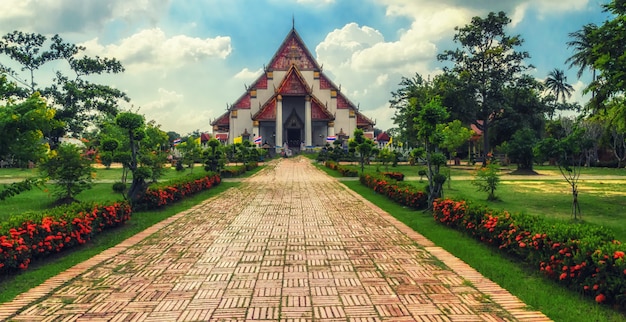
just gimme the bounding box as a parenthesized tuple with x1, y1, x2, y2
(320, 161, 626, 241)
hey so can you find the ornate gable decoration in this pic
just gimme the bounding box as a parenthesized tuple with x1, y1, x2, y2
(250, 73, 268, 90)
(232, 93, 251, 109)
(319, 74, 334, 90)
(311, 96, 334, 121)
(357, 111, 375, 127)
(336, 92, 353, 109)
(252, 97, 277, 121)
(268, 29, 318, 71)
(277, 66, 311, 96)
(211, 111, 230, 126)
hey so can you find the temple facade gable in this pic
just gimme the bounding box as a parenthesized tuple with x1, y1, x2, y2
(211, 27, 374, 150)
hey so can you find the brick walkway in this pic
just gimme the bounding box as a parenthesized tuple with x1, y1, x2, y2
(0, 157, 550, 321)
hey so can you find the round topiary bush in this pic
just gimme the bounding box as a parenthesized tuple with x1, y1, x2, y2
(112, 182, 127, 193)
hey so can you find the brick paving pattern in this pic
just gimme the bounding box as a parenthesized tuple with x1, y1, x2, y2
(0, 157, 550, 321)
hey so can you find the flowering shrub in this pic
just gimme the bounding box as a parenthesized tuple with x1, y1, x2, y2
(220, 165, 247, 178)
(325, 161, 358, 177)
(360, 173, 428, 209)
(381, 172, 405, 181)
(433, 198, 626, 309)
(0, 202, 132, 274)
(137, 172, 221, 210)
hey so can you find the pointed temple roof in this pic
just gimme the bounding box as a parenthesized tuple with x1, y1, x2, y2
(211, 26, 374, 128)
(267, 28, 320, 71)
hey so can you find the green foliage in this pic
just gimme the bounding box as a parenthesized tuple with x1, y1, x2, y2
(438, 11, 531, 158)
(504, 127, 538, 170)
(437, 119, 473, 158)
(0, 31, 128, 138)
(0, 178, 46, 201)
(112, 182, 126, 193)
(471, 162, 501, 201)
(352, 128, 377, 173)
(0, 93, 59, 167)
(415, 98, 449, 205)
(38, 143, 94, 204)
(203, 138, 226, 172)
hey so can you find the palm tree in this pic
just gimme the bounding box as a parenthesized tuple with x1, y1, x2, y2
(565, 23, 597, 80)
(545, 68, 574, 103)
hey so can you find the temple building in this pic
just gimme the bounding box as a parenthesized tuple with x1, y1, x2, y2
(211, 26, 375, 151)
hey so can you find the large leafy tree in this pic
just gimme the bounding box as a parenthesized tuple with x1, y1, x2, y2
(0, 92, 61, 167)
(0, 31, 128, 141)
(389, 74, 434, 148)
(438, 11, 531, 163)
(578, 1, 626, 114)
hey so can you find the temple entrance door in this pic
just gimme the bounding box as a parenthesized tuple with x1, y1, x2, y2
(287, 129, 301, 149)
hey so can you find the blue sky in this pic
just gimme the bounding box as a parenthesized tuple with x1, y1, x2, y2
(0, 0, 611, 134)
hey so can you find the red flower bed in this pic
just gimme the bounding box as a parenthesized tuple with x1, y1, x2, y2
(381, 172, 405, 181)
(360, 174, 427, 209)
(433, 198, 626, 309)
(138, 172, 221, 209)
(0, 202, 132, 274)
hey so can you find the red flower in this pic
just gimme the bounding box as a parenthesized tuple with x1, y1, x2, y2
(559, 273, 567, 280)
(595, 294, 606, 303)
(613, 251, 624, 259)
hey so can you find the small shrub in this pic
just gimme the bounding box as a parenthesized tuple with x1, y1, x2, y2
(472, 163, 500, 201)
(112, 182, 127, 193)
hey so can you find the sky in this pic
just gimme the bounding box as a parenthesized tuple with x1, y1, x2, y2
(0, 0, 612, 135)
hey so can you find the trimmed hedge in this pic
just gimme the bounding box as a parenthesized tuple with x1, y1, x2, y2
(381, 171, 405, 181)
(325, 161, 358, 177)
(220, 162, 258, 178)
(433, 198, 626, 309)
(0, 202, 132, 274)
(359, 173, 428, 209)
(136, 172, 221, 210)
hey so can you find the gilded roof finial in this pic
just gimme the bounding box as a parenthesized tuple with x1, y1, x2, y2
(292, 14, 295, 30)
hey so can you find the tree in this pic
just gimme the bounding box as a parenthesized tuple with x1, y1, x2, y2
(204, 138, 226, 172)
(140, 121, 169, 181)
(566, 23, 597, 80)
(534, 118, 593, 220)
(416, 98, 449, 206)
(0, 92, 61, 167)
(437, 120, 473, 162)
(115, 112, 148, 203)
(438, 11, 531, 164)
(351, 128, 377, 173)
(503, 127, 538, 171)
(389, 74, 434, 148)
(577, 1, 626, 111)
(180, 137, 202, 172)
(0, 31, 128, 140)
(544, 68, 574, 104)
(39, 143, 93, 205)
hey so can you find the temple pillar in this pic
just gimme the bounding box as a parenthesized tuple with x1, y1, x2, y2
(275, 95, 283, 149)
(305, 95, 312, 147)
(327, 121, 335, 137)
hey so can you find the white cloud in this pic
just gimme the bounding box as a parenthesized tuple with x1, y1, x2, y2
(0, 0, 170, 34)
(80, 28, 232, 71)
(234, 68, 263, 80)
